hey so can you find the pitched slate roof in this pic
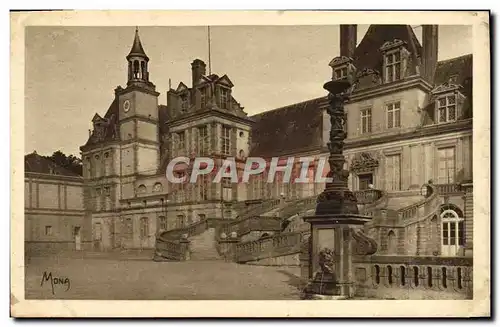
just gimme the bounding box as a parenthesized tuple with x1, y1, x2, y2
(25, 152, 80, 176)
(82, 98, 120, 148)
(248, 97, 328, 157)
(353, 25, 422, 75)
(127, 27, 149, 60)
(421, 54, 473, 124)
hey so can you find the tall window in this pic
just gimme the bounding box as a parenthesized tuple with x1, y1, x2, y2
(197, 125, 209, 155)
(386, 101, 401, 129)
(199, 175, 209, 201)
(174, 172, 186, 203)
(386, 154, 401, 191)
(158, 216, 167, 231)
(385, 51, 401, 83)
(140, 217, 149, 239)
(220, 88, 229, 109)
(360, 108, 372, 134)
(222, 177, 232, 201)
(221, 126, 231, 155)
(334, 66, 348, 80)
(45, 225, 53, 236)
(176, 215, 185, 228)
(437, 95, 457, 123)
(387, 230, 397, 254)
(251, 176, 262, 200)
(441, 208, 465, 256)
(176, 131, 186, 156)
(437, 147, 456, 184)
(94, 223, 102, 241)
(180, 94, 188, 112)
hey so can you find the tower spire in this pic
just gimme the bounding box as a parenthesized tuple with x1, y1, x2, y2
(126, 27, 151, 86)
(127, 26, 148, 61)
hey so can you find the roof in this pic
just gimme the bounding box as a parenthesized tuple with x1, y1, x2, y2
(127, 27, 149, 60)
(353, 25, 422, 76)
(82, 98, 120, 148)
(421, 54, 473, 124)
(248, 97, 327, 157)
(25, 152, 80, 177)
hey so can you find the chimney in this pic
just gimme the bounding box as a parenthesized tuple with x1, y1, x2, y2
(340, 25, 357, 58)
(191, 59, 207, 88)
(422, 25, 439, 83)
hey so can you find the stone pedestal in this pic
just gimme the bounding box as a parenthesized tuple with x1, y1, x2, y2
(303, 215, 371, 299)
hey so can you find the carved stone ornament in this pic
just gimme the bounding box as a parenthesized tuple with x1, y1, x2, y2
(380, 38, 407, 52)
(350, 152, 379, 173)
(328, 56, 353, 68)
(351, 228, 378, 255)
(431, 82, 463, 95)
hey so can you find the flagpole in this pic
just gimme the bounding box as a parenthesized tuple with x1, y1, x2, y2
(208, 26, 212, 75)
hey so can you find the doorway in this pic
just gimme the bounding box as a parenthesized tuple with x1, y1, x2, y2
(358, 173, 374, 190)
(74, 226, 81, 251)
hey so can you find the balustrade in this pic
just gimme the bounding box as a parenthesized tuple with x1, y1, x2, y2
(354, 256, 473, 299)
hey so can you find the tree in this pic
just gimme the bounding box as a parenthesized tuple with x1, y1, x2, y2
(44, 151, 83, 176)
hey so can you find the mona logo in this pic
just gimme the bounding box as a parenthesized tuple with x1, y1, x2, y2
(40, 271, 71, 295)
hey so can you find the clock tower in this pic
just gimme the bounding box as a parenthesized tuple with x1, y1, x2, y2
(117, 27, 160, 179)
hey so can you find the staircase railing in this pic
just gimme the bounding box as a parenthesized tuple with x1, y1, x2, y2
(435, 183, 464, 195)
(278, 196, 317, 219)
(235, 198, 282, 219)
(153, 238, 189, 261)
(235, 231, 308, 263)
(159, 218, 226, 240)
(397, 184, 439, 222)
(217, 215, 282, 237)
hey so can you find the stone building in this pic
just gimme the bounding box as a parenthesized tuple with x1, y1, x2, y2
(80, 25, 473, 258)
(24, 151, 89, 254)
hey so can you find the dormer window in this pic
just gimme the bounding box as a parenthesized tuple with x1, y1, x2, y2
(329, 56, 356, 82)
(220, 88, 230, 109)
(334, 67, 348, 80)
(431, 82, 465, 125)
(180, 94, 188, 112)
(380, 39, 410, 84)
(384, 51, 402, 83)
(437, 94, 457, 123)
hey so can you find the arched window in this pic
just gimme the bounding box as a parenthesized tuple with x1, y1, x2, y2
(430, 215, 439, 255)
(140, 61, 146, 79)
(427, 267, 433, 287)
(387, 230, 397, 254)
(440, 205, 465, 256)
(137, 184, 147, 194)
(387, 265, 393, 285)
(400, 266, 406, 286)
(457, 268, 463, 289)
(133, 60, 140, 78)
(374, 265, 380, 284)
(441, 267, 447, 288)
(413, 266, 419, 287)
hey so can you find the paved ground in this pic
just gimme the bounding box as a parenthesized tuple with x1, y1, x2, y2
(24, 254, 305, 300)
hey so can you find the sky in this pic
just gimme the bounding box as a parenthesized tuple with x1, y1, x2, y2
(25, 25, 472, 156)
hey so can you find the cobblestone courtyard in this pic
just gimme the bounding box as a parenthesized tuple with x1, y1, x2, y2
(24, 254, 304, 300)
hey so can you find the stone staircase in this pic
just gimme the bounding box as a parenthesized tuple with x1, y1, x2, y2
(385, 194, 424, 210)
(188, 228, 222, 261)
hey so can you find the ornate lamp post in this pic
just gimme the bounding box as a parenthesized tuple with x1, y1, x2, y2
(303, 66, 377, 300)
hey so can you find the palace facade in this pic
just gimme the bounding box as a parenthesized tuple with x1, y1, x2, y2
(79, 25, 473, 258)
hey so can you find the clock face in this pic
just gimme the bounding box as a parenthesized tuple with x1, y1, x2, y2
(123, 100, 131, 113)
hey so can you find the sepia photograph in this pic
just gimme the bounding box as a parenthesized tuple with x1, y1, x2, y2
(10, 10, 490, 317)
